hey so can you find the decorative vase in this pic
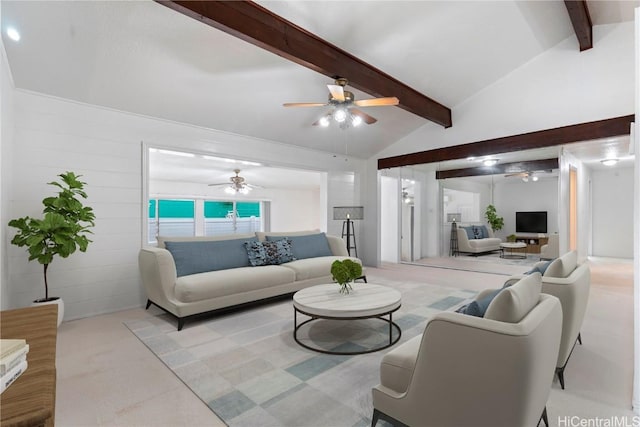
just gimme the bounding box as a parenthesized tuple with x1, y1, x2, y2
(339, 282, 353, 295)
(32, 297, 64, 327)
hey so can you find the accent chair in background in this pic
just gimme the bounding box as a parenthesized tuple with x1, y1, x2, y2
(540, 234, 559, 260)
(506, 250, 591, 390)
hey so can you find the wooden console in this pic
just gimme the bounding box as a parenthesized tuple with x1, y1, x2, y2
(513, 236, 549, 254)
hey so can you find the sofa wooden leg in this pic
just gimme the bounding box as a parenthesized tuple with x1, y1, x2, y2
(578, 332, 582, 345)
(177, 318, 185, 331)
(145, 300, 152, 310)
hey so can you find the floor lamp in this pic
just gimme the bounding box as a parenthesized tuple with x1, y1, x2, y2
(333, 206, 363, 257)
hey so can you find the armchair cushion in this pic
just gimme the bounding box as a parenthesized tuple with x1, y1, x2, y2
(544, 250, 577, 278)
(485, 273, 542, 323)
(379, 335, 422, 393)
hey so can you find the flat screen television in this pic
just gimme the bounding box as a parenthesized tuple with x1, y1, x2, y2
(515, 211, 547, 234)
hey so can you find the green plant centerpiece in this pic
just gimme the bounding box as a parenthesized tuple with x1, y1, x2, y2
(507, 234, 517, 243)
(484, 204, 504, 233)
(8, 171, 95, 303)
(331, 259, 363, 294)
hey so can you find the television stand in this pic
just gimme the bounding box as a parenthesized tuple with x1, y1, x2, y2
(514, 235, 548, 254)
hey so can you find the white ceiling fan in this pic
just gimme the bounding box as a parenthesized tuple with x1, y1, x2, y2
(208, 169, 263, 194)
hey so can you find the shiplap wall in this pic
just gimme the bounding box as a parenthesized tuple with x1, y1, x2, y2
(5, 90, 363, 320)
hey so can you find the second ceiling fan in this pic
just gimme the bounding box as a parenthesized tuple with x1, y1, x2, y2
(283, 78, 399, 129)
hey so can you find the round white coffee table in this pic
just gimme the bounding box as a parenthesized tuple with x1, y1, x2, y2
(500, 242, 527, 259)
(293, 283, 402, 355)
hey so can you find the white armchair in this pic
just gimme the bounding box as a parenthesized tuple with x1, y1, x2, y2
(540, 234, 559, 260)
(505, 250, 591, 389)
(371, 273, 562, 427)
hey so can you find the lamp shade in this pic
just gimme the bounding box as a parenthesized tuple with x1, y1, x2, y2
(333, 206, 364, 220)
(447, 213, 462, 222)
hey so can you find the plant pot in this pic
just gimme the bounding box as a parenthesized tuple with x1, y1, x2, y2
(32, 297, 64, 327)
(338, 282, 354, 295)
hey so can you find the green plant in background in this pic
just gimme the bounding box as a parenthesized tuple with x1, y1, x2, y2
(484, 204, 504, 233)
(507, 234, 517, 242)
(331, 259, 363, 294)
(8, 172, 96, 301)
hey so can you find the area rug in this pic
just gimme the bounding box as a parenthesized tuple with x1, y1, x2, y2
(124, 276, 476, 427)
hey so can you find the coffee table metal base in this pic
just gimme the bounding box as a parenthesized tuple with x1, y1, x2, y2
(293, 306, 401, 355)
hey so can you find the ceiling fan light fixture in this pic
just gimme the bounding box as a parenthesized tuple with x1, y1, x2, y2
(224, 186, 236, 195)
(352, 114, 362, 127)
(522, 176, 529, 182)
(532, 175, 539, 182)
(333, 108, 347, 123)
(319, 116, 330, 127)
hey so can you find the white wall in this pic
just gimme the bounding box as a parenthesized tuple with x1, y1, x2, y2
(591, 166, 634, 258)
(380, 175, 399, 262)
(494, 177, 559, 239)
(0, 30, 14, 310)
(5, 90, 364, 320)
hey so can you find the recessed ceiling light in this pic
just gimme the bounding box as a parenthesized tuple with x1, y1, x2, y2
(483, 159, 498, 166)
(6, 27, 20, 42)
(601, 158, 618, 166)
(532, 176, 539, 182)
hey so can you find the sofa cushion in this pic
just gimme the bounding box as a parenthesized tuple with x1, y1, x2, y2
(267, 233, 332, 260)
(459, 226, 474, 240)
(281, 256, 360, 281)
(244, 239, 296, 266)
(256, 230, 320, 242)
(165, 237, 258, 277)
(467, 237, 501, 250)
(485, 273, 542, 323)
(472, 225, 489, 239)
(174, 265, 296, 303)
(544, 250, 577, 278)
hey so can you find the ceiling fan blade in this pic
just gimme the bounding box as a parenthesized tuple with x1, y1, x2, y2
(354, 97, 400, 107)
(504, 172, 527, 178)
(327, 84, 345, 102)
(207, 183, 229, 186)
(350, 108, 377, 125)
(283, 102, 327, 108)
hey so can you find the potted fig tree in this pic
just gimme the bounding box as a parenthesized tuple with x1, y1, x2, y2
(8, 171, 95, 326)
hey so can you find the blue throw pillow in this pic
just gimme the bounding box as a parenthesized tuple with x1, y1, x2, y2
(266, 233, 332, 260)
(524, 260, 554, 275)
(165, 237, 258, 277)
(478, 225, 489, 239)
(461, 288, 502, 317)
(460, 226, 474, 240)
(244, 239, 296, 266)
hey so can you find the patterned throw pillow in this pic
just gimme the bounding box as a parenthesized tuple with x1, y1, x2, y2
(244, 239, 296, 266)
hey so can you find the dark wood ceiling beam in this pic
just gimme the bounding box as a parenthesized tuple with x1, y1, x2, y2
(564, 0, 593, 51)
(155, 1, 452, 128)
(378, 115, 634, 169)
(435, 158, 559, 180)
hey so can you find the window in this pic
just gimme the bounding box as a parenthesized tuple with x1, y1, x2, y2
(204, 201, 261, 236)
(443, 189, 480, 223)
(149, 199, 195, 240)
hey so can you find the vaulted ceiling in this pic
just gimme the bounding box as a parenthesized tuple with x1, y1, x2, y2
(1, 1, 636, 160)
